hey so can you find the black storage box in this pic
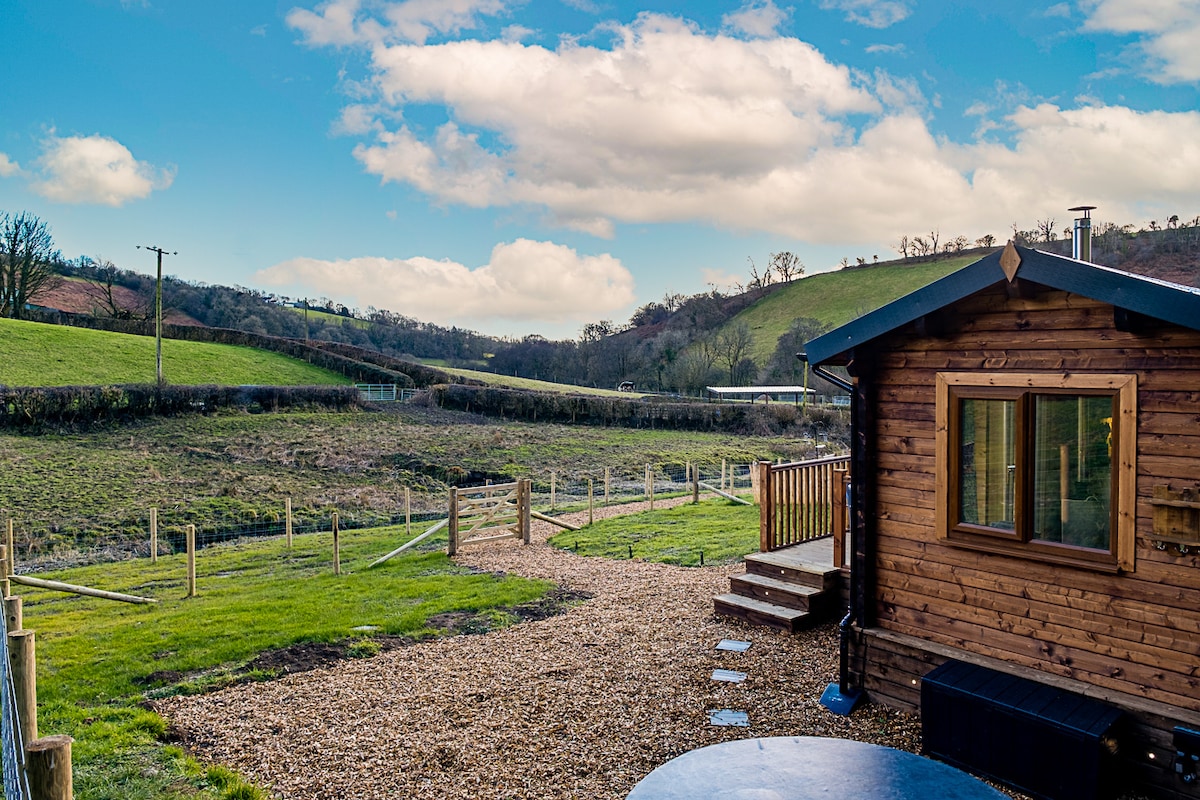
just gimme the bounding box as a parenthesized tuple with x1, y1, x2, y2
(922, 659, 1123, 800)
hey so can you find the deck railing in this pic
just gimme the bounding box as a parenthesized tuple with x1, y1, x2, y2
(757, 455, 850, 556)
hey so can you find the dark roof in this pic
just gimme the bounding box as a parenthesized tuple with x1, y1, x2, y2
(804, 244, 1200, 366)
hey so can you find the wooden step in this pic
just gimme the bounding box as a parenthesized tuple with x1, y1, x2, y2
(712, 593, 815, 633)
(729, 572, 826, 612)
(744, 550, 841, 591)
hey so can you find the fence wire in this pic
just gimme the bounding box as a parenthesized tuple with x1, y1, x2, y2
(3, 461, 770, 573)
(1, 599, 30, 800)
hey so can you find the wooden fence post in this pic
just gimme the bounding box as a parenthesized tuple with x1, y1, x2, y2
(405, 487, 412, 537)
(5, 594, 22, 633)
(692, 463, 699, 504)
(186, 525, 196, 598)
(757, 461, 773, 553)
(26, 734, 73, 800)
(447, 488, 459, 556)
(588, 479, 594, 525)
(10, 628, 37, 749)
(285, 497, 293, 549)
(648, 466, 655, 511)
(332, 511, 341, 576)
(6, 518, 14, 576)
(0, 545, 10, 599)
(550, 472, 557, 511)
(150, 507, 158, 564)
(722, 458, 728, 491)
(604, 467, 611, 506)
(520, 480, 531, 544)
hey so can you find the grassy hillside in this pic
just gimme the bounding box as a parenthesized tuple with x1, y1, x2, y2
(0, 318, 348, 387)
(731, 254, 983, 365)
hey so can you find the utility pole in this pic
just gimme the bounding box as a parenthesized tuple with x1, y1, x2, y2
(137, 245, 175, 385)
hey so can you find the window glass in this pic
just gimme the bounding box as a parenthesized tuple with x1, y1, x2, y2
(959, 398, 1016, 530)
(1031, 395, 1113, 550)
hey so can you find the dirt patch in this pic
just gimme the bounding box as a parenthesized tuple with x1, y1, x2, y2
(241, 588, 592, 676)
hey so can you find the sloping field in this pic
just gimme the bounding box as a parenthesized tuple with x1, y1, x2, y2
(731, 254, 982, 364)
(0, 318, 348, 387)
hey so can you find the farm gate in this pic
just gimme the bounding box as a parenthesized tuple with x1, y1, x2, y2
(447, 480, 531, 555)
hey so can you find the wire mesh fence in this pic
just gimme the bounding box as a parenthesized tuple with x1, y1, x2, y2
(1, 460, 767, 574)
(0, 594, 30, 800)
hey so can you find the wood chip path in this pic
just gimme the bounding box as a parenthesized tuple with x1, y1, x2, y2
(157, 499, 926, 799)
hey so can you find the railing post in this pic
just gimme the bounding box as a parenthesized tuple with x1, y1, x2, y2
(10, 629, 37, 750)
(832, 468, 849, 569)
(757, 461, 773, 552)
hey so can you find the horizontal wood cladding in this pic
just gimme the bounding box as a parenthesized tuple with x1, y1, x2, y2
(865, 283, 1200, 720)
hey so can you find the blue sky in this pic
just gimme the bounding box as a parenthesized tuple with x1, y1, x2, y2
(2, 1, 1199, 338)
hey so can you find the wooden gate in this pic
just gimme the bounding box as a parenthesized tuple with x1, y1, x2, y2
(447, 480, 531, 555)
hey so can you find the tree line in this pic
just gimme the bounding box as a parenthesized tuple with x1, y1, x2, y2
(5, 208, 1197, 398)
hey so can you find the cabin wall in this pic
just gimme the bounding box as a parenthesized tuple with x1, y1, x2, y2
(853, 284, 1200, 796)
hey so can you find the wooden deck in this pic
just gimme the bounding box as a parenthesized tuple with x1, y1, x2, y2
(713, 538, 846, 632)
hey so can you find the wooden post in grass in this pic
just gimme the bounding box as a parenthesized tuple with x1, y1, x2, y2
(405, 487, 412, 537)
(0, 545, 10, 598)
(26, 735, 73, 800)
(10, 628, 36, 749)
(285, 497, 293, 549)
(6, 594, 22, 633)
(447, 488, 459, 556)
(648, 465, 655, 510)
(604, 467, 611, 506)
(588, 480, 594, 525)
(332, 511, 341, 576)
(550, 472, 557, 511)
(520, 479, 532, 544)
(149, 507, 158, 564)
(185, 525, 196, 598)
(6, 518, 14, 576)
(722, 459, 728, 491)
(693, 463, 700, 504)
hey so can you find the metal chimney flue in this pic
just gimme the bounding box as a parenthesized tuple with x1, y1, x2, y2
(1069, 205, 1096, 262)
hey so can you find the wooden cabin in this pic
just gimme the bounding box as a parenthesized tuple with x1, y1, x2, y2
(804, 243, 1200, 800)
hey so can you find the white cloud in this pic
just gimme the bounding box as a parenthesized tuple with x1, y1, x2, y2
(287, 0, 507, 46)
(255, 239, 635, 327)
(1044, 3, 1072, 18)
(1082, 0, 1200, 82)
(865, 42, 905, 54)
(818, 0, 912, 29)
(31, 134, 174, 206)
(0, 153, 20, 178)
(722, 1, 789, 38)
(295, 5, 1200, 250)
(347, 13, 879, 234)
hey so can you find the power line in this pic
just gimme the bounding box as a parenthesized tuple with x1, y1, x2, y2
(137, 245, 176, 385)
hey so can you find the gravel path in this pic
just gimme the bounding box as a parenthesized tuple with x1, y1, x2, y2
(157, 500, 924, 799)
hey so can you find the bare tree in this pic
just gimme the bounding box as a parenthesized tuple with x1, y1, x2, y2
(896, 234, 911, 261)
(83, 256, 152, 320)
(1036, 218, 1058, 242)
(768, 251, 805, 282)
(975, 233, 996, 248)
(0, 211, 60, 318)
(714, 322, 754, 385)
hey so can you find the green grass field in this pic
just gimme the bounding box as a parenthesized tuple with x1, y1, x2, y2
(24, 524, 551, 799)
(731, 255, 979, 364)
(0, 318, 349, 387)
(549, 496, 759, 565)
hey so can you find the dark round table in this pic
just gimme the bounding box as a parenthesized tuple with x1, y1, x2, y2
(626, 736, 1007, 799)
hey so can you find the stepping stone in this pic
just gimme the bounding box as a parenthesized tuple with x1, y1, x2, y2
(707, 709, 750, 727)
(712, 669, 747, 683)
(715, 639, 751, 652)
